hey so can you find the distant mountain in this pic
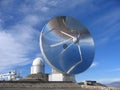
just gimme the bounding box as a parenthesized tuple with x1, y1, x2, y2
(106, 81, 120, 88)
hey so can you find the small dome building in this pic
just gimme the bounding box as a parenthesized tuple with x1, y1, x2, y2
(31, 57, 44, 74)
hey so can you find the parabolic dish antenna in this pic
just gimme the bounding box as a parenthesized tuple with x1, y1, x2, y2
(40, 16, 95, 74)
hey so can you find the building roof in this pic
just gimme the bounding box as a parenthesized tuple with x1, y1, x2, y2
(32, 57, 44, 66)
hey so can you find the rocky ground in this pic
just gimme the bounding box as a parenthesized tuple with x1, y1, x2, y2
(0, 81, 119, 90)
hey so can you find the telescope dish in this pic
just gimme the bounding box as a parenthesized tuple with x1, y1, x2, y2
(40, 16, 95, 74)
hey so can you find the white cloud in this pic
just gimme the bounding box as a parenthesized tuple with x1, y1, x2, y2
(19, 0, 94, 15)
(91, 7, 120, 46)
(0, 31, 30, 70)
(49, 1, 57, 6)
(97, 78, 120, 84)
(0, 14, 42, 72)
(0, 19, 3, 28)
(22, 15, 40, 26)
(0, 19, 3, 24)
(41, 7, 49, 12)
(113, 68, 120, 71)
(96, 37, 109, 46)
(108, 68, 120, 72)
(0, 0, 15, 7)
(90, 62, 97, 68)
(114, 36, 120, 41)
(91, 8, 120, 29)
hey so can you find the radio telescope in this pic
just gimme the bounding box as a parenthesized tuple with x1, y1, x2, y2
(40, 16, 95, 74)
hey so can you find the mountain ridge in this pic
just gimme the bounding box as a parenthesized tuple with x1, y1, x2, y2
(106, 81, 120, 88)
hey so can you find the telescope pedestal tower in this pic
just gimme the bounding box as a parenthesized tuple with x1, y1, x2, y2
(49, 69, 76, 82)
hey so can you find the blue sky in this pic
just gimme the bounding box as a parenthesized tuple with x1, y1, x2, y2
(0, 0, 120, 84)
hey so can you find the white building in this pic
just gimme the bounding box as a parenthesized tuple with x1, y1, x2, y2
(31, 57, 45, 74)
(0, 70, 21, 81)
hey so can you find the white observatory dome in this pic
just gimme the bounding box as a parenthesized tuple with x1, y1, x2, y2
(32, 57, 44, 66)
(31, 57, 44, 74)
